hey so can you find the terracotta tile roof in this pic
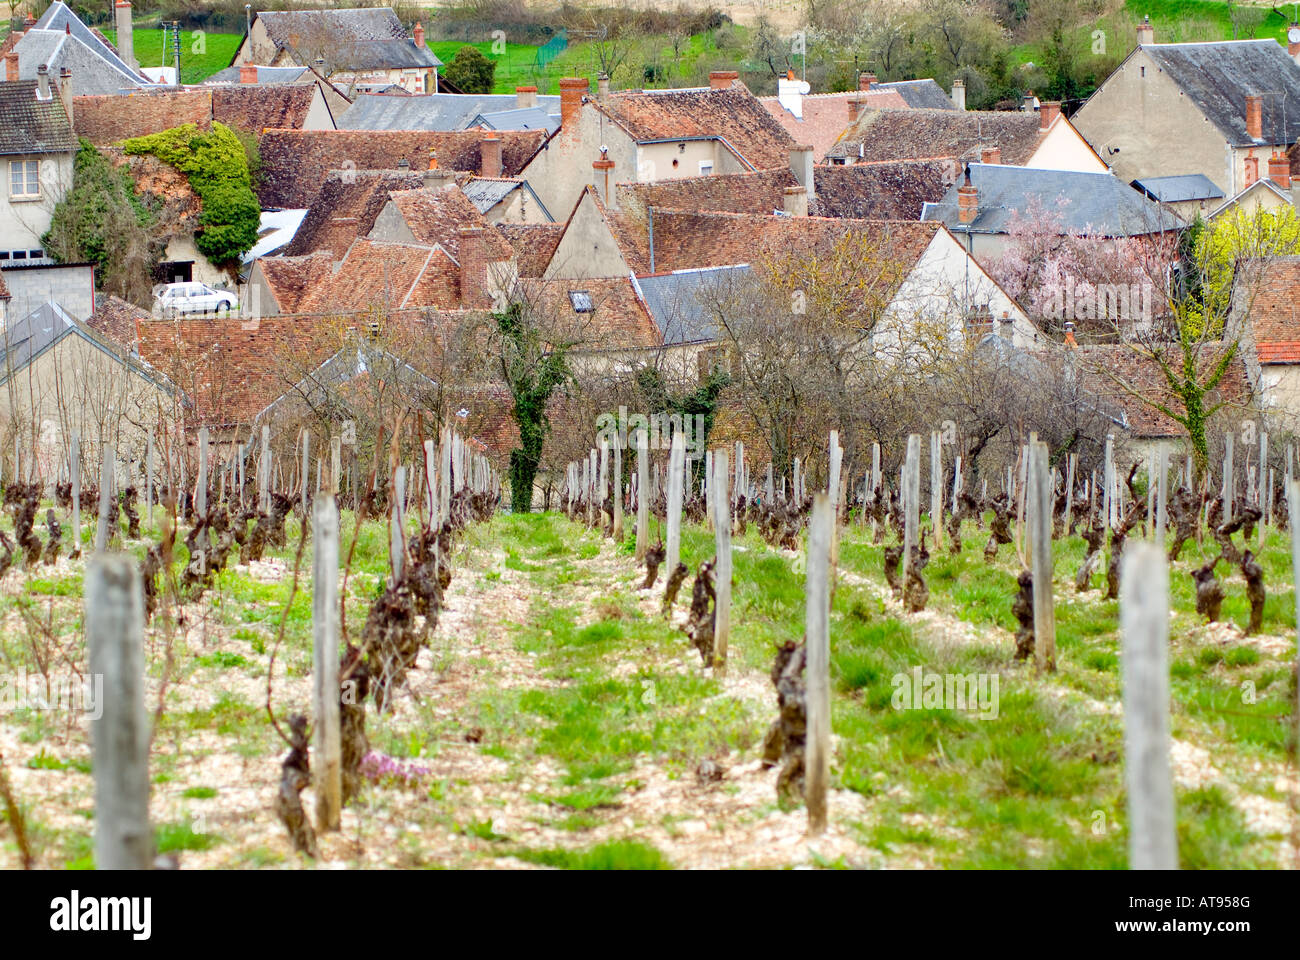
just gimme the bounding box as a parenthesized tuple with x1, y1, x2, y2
(212, 84, 318, 134)
(256, 252, 335, 313)
(616, 168, 798, 219)
(827, 107, 1050, 164)
(297, 239, 455, 312)
(616, 209, 940, 275)
(257, 129, 547, 208)
(73, 90, 213, 144)
(518, 276, 661, 348)
(1239, 256, 1300, 361)
(760, 89, 908, 160)
(596, 84, 797, 170)
(1068, 344, 1250, 437)
(0, 79, 77, 156)
(86, 294, 149, 350)
(387, 184, 514, 260)
(494, 223, 564, 277)
(283, 169, 424, 259)
(814, 159, 960, 220)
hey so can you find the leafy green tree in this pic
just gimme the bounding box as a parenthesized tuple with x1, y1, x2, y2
(444, 45, 497, 94)
(495, 302, 571, 512)
(122, 121, 260, 264)
(42, 138, 160, 304)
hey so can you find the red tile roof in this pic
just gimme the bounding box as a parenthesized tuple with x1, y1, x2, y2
(494, 223, 564, 277)
(760, 89, 908, 160)
(86, 294, 149, 350)
(596, 84, 797, 170)
(256, 253, 334, 313)
(74, 90, 213, 144)
(387, 184, 514, 260)
(827, 107, 1052, 164)
(517, 276, 661, 348)
(212, 84, 318, 134)
(283, 169, 425, 259)
(257, 129, 547, 208)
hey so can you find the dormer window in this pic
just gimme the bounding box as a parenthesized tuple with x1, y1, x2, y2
(569, 290, 593, 313)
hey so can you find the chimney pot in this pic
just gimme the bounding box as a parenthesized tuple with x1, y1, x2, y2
(951, 78, 966, 111)
(957, 181, 979, 224)
(597, 72, 610, 101)
(58, 67, 73, 127)
(789, 144, 815, 201)
(559, 76, 589, 131)
(1039, 100, 1060, 131)
(36, 64, 49, 100)
(240, 63, 258, 84)
(515, 85, 537, 109)
(709, 70, 738, 91)
(782, 185, 808, 217)
(1246, 94, 1263, 140)
(1137, 14, 1154, 46)
(1290, 23, 1300, 60)
(479, 131, 503, 178)
(1269, 152, 1291, 189)
(859, 72, 876, 91)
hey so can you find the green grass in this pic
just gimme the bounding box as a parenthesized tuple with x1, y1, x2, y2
(509, 839, 672, 870)
(102, 29, 244, 85)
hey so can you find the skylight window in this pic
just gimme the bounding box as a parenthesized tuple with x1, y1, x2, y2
(569, 290, 593, 312)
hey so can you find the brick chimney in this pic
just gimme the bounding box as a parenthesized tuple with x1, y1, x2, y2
(458, 227, 490, 308)
(1269, 152, 1291, 189)
(957, 167, 978, 224)
(115, 1, 136, 72)
(788, 144, 815, 202)
(1039, 101, 1060, 131)
(413, 22, 425, 49)
(240, 63, 258, 84)
(597, 72, 610, 101)
(1246, 94, 1263, 140)
(516, 85, 537, 109)
(782, 185, 808, 217)
(1137, 14, 1153, 46)
(58, 67, 73, 127)
(859, 73, 876, 91)
(3, 51, 17, 83)
(951, 78, 966, 111)
(848, 97, 861, 123)
(36, 63, 50, 100)
(980, 146, 1000, 165)
(480, 131, 503, 177)
(559, 77, 588, 131)
(709, 71, 738, 90)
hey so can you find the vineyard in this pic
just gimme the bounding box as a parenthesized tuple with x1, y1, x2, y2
(0, 425, 1296, 871)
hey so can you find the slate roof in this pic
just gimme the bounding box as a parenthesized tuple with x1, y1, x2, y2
(254, 8, 441, 70)
(921, 164, 1182, 236)
(874, 79, 957, 111)
(14, 29, 148, 95)
(462, 177, 524, 213)
(205, 65, 310, 85)
(596, 84, 798, 170)
(472, 106, 559, 134)
(32, 2, 147, 85)
(1142, 40, 1300, 146)
(282, 169, 425, 259)
(1131, 173, 1225, 203)
(633, 265, 752, 344)
(0, 80, 77, 156)
(827, 107, 1051, 163)
(337, 92, 561, 131)
(760, 88, 909, 161)
(257, 129, 547, 207)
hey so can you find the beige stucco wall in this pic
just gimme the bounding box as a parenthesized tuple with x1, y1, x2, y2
(1254, 365, 1300, 433)
(1073, 49, 1239, 192)
(0, 333, 173, 484)
(1027, 119, 1109, 173)
(1, 152, 74, 255)
(541, 189, 633, 280)
(164, 236, 230, 288)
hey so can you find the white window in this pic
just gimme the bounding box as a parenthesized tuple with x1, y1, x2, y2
(9, 160, 39, 199)
(698, 161, 714, 176)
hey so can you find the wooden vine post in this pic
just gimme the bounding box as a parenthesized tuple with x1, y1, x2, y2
(71, 431, 81, 555)
(929, 430, 943, 549)
(1119, 541, 1178, 869)
(87, 554, 151, 869)
(901, 434, 921, 589)
(666, 430, 685, 576)
(635, 428, 649, 562)
(94, 441, 115, 552)
(805, 492, 832, 836)
(1028, 440, 1056, 671)
(312, 488, 342, 832)
(712, 448, 731, 675)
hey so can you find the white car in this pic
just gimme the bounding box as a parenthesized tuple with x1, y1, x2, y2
(155, 281, 238, 316)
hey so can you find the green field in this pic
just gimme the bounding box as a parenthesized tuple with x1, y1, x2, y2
(102, 28, 243, 85)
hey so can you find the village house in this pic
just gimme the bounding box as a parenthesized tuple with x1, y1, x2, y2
(921, 163, 1179, 261)
(336, 88, 562, 132)
(1227, 255, 1300, 432)
(0, 75, 77, 264)
(7, 2, 154, 95)
(516, 73, 799, 220)
(1072, 20, 1300, 200)
(232, 8, 441, 95)
(826, 102, 1107, 173)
